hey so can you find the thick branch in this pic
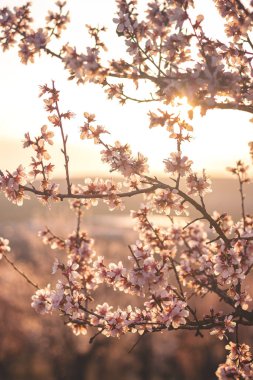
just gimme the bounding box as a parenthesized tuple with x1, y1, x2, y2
(22, 183, 159, 199)
(211, 102, 253, 115)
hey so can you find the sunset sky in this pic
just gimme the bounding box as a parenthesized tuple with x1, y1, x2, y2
(0, 0, 253, 178)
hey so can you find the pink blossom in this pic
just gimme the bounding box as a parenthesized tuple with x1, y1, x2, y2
(31, 285, 52, 314)
(164, 152, 192, 176)
(0, 237, 10, 259)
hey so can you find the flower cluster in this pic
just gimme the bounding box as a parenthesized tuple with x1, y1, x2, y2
(62, 46, 105, 84)
(23, 126, 54, 178)
(215, 0, 253, 42)
(227, 160, 250, 184)
(0, 2, 69, 63)
(71, 178, 125, 211)
(216, 342, 253, 379)
(148, 188, 189, 216)
(33, 214, 191, 339)
(81, 112, 149, 177)
(0, 237, 10, 260)
(164, 152, 192, 177)
(22, 123, 61, 205)
(186, 171, 212, 197)
(80, 112, 109, 143)
(210, 315, 236, 341)
(101, 142, 149, 177)
(148, 110, 193, 142)
(0, 165, 28, 206)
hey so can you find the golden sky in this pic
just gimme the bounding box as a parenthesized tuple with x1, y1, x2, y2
(0, 0, 253, 178)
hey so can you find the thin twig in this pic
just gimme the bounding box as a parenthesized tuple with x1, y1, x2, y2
(52, 81, 72, 194)
(183, 217, 205, 230)
(128, 332, 146, 353)
(3, 254, 39, 289)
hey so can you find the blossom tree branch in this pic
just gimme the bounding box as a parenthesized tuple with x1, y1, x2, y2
(1, 1, 253, 378)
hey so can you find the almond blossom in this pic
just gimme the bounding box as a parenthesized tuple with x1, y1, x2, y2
(186, 171, 212, 197)
(0, 237, 10, 259)
(164, 152, 192, 177)
(31, 285, 53, 315)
